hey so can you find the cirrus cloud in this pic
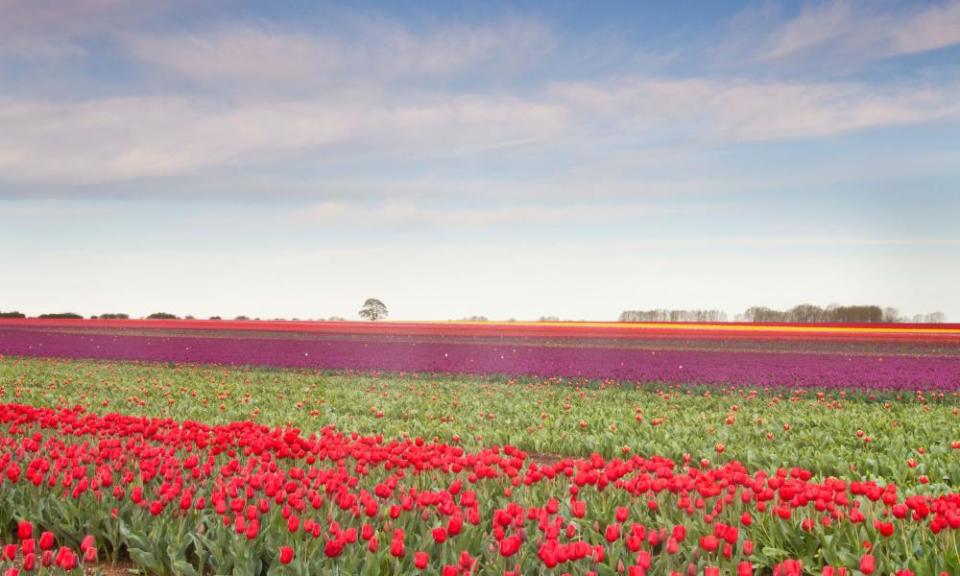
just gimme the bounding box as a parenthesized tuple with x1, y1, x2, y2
(762, 0, 960, 63)
(0, 94, 568, 184)
(126, 18, 554, 90)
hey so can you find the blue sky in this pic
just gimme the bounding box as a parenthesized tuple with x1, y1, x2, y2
(1, 0, 958, 320)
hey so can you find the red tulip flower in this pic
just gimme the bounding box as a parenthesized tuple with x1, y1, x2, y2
(860, 554, 876, 575)
(700, 535, 719, 553)
(17, 521, 33, 541)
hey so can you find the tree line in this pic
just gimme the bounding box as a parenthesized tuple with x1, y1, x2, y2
(618, 305, 946, 323)
(619, 309, 728, 322)
(0, 311, 354, 321)
(737, 305, 945, 323)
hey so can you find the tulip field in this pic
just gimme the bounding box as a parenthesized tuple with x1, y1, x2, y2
(1, 320, 960, 575)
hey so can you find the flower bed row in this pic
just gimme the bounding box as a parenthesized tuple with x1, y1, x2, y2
(1, 403, 958, 575)
(4, 357, 959, 486)
(3, 327, 960, 390)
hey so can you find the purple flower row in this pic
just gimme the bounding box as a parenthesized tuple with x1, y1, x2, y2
(2, 327, 959, 390)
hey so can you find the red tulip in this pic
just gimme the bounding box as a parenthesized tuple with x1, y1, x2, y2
(499, 535, 521, 557)
(17, 521, 33, 541)
(699, 535, 719, 553)
(774, 559, 803, 576)
(615, 507, 629, 522)
(55, 547, 77, 570)
(3, 545, 16, 561)
(672, 525, 686, 542)
(390, 538, 405, 558)
(20, 539, 35, 556)
(860, 554, 876, 575)
(458, 551, 475, 572)
(605, 523, 621, 543)
(666, 537, 680, 554)
(324, 539, 344, 558)
(876, 521, 894, 537)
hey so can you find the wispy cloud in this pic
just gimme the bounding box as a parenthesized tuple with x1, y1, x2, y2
(895, 1, 960, 55)
(127, 18, 553, 90)
(761, 0, 960, 63)
(128, 26, 342, 87)
(3, 72, 957, 186)
(551, 77, 960, 142)
(0, 0, 173, 58)
(0, 94, 567, 184)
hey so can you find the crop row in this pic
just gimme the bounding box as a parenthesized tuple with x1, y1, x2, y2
(4, 318, 959, 343)
(2, 328, 960, 390)
(3, 357, 959, 486)
(0, 402, 959, 575)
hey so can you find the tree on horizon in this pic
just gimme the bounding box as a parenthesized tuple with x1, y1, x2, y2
(359, 298, 388, 321)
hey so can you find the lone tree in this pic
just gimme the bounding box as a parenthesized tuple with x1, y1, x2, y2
(359, 298, 388, 321)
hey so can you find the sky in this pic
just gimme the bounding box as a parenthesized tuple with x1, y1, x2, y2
(1, 0, 958, 321)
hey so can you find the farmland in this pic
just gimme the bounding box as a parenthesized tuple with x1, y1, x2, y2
(2, 319, 960, 390)
(0, 319, 959, 575)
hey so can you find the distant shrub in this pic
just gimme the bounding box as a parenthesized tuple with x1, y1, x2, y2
(146, 312, 179, 320)
(98, 313, 130, 320)
(209, 316, 222, 320)
(38, 313, 83, 319)
(0, 311, 26, 318)
(234, 315, 250, 321)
